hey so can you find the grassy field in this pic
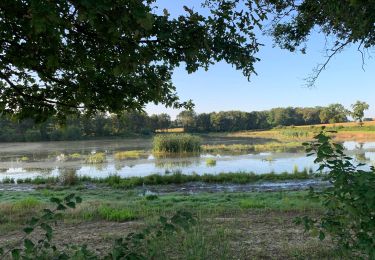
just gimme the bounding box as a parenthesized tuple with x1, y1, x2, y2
(0, 186, 342, 259)
(228, 123, 375, 142)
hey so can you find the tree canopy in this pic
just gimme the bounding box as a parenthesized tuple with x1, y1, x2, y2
(0, 0, 268, 121)
(351, 101, 370, 125)
(1, 0, 374, 120)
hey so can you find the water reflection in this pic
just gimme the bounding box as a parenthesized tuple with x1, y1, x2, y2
(1, 140, 375, 181)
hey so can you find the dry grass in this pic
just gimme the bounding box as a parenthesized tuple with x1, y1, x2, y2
(155, 128, 184, 133)
(295, 120, 375, 128)
(113, 150, 147, 160)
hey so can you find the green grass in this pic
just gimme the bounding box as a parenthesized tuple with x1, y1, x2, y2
(12, 197, 41, 210)
(97, 206, 138, 221)
(0, 187, 337, 259)
(153, 134, 201, 154)
(5, 169, 316, 187)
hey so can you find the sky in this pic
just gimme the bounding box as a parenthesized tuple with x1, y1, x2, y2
(146, 1, 375, 119)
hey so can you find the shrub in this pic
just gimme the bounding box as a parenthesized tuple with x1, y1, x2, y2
(153, 134, 201, 154)
(296, 128, 375, 258)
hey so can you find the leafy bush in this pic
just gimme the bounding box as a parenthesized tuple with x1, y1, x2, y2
(296, 128, 375, 257)
(153, 134, 201, 154)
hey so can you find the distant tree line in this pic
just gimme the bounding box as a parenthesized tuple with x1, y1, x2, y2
(177, 103, 359, 132)
(0, 112, 171, 142)
(0, 103, 370, 142)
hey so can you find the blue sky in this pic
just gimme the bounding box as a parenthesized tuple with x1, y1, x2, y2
(146, 1, 375, 119)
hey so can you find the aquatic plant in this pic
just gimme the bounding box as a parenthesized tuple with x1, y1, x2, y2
(201, 142, 304, 154)
(206, 158, 217, 167)
(153, 134, 201, 154)
(114, 150, 146, 160)
(68, 153, 82, 160)
(85, 152, 106, 164)
(20, 156, 30, 162)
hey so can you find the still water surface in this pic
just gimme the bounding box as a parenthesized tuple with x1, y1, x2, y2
(0, 138, 374, 181)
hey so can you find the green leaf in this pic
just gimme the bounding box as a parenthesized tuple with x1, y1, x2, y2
(159, 216, 167, 224)
(66, 201, 76, 208)
(64, 193, 75, 202)
(11, 249, 20, 260)
(28, 217, 39, 226)
(57, 204, 67, 210)
(41, 223, 53, 234)
(23, 226, 34, 234)
(75, 196, 82, 204)
(319, 231, 325, 241)
(50, 197, 61, 204)
(24, 238, 35, 251)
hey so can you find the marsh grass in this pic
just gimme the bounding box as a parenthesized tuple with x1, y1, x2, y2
(1, 177, 15, 184)
(202, 142, 304, 153)
(85, 152, 106, 164)
(95, 170, 313, 188)
(114, 150, 147, 160)
(60, 169, 78, 186)
(6, 170, 315, 187)
(68, 153, 83, 161)
(153, 134, 201, 154)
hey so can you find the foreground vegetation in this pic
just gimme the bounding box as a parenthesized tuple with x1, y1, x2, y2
(0, 187, 339, 259)
(1, 170, 315, 187)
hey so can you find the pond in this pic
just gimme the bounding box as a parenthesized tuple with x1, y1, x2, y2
(0, 138, 374, 181)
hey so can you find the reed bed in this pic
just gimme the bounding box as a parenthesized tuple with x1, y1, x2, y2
(153, 134, 201, 154)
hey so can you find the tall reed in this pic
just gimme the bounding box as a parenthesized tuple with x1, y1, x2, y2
(153, 134, 201, 154)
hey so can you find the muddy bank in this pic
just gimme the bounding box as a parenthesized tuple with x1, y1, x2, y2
(138, 179, 329, 194)
(0, 178, 328, 194)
